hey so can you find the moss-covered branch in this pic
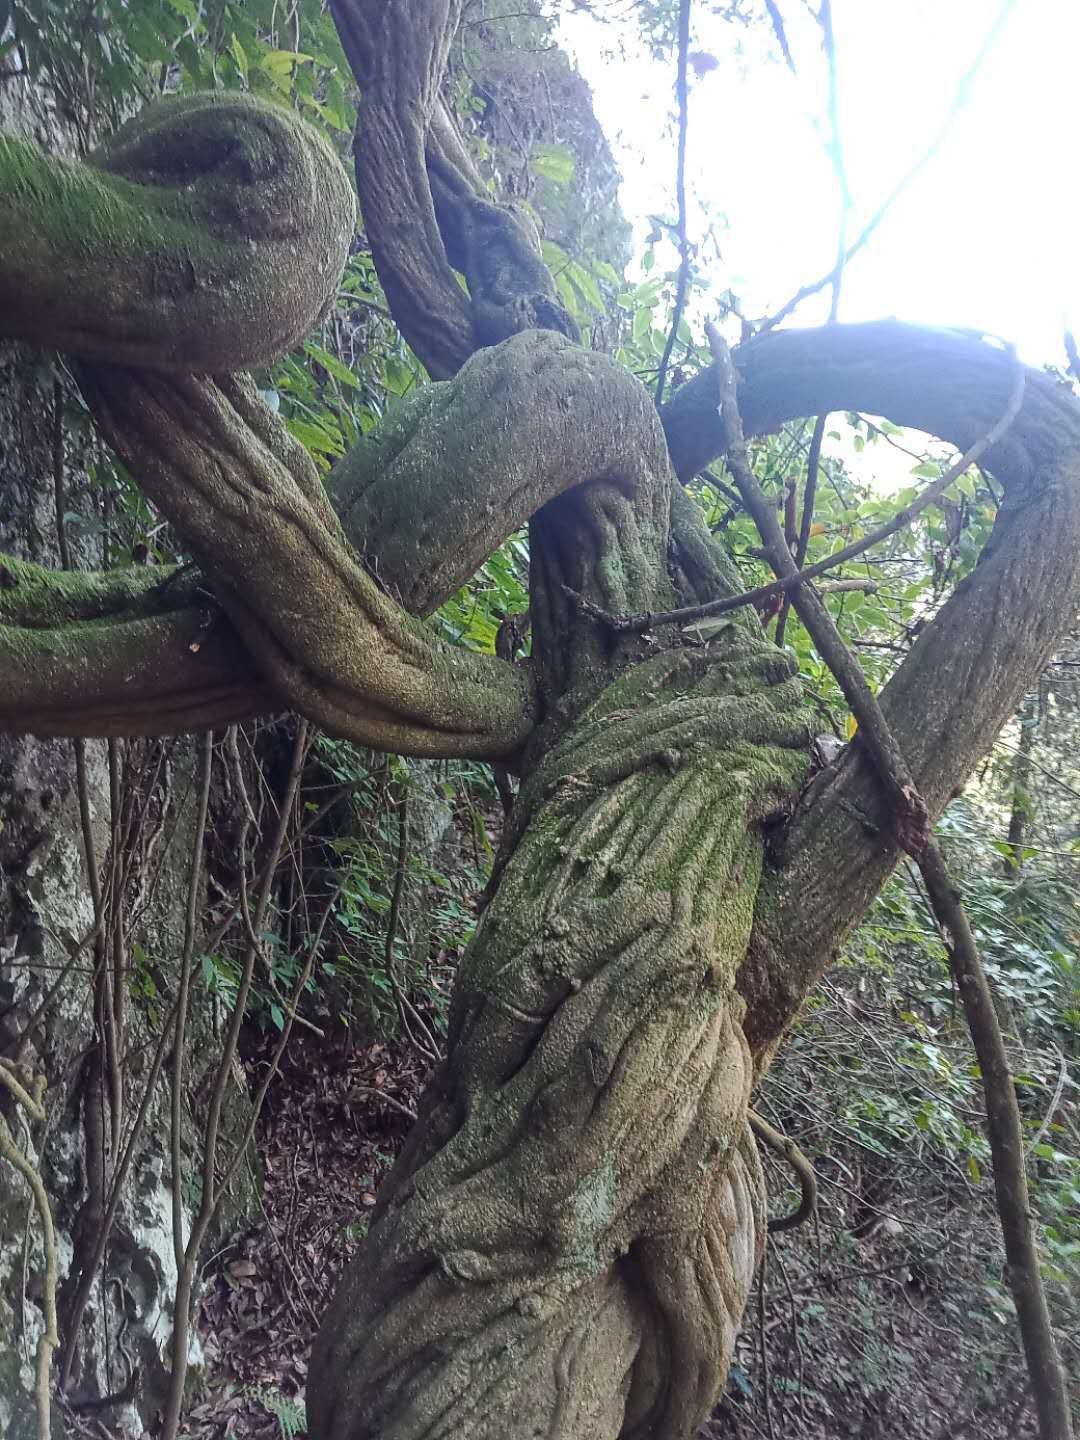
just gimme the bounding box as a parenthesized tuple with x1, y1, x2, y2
(667, 325, 1080, 1066)
(76, 363, 536, 757)
(0, 92, 355, 371)
(0, 332, 677, 747)
(0, 556, 272, 735)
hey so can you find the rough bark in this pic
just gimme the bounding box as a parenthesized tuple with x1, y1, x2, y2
(330, 0, 578, 379)
(309, 641, 812, 1439)
(77, 365, 536, 757)
(707, 327, 1080, 1066)
(4, 13, 1080, 1429)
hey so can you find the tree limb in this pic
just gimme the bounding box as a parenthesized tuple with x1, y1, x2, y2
(653, 0, 692, 409)
(709, 331, 1072, 1440)
(78, 364, 537, 758)
(594, 340, 1023, 635)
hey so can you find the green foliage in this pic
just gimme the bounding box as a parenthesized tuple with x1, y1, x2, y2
(436, 535, 530, 654)
(8, 0, 355, 148)
(250, 1385, 306, 1439)
(308, 738, 492, 1038)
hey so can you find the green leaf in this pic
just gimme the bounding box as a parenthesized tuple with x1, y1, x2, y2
(566, 259, 603, 312)
(287, 417, 344, 457)
(304, 341, 361, 390)
(530, 142, 575, 186)
(540, 240, 570, 271)
(230, 32, 249, 81)
(166, 0, 199, 22)
(967, 1155, 981, 1183)
(632, 306, 653, 345)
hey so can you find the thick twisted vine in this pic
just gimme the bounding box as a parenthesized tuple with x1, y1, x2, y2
(78, 364, 536, 757)
(5, 38, 1080, 1440)
(1, 329, 681, 748)
(330, 0, 578, 379)
(309, 641, 813, 1439)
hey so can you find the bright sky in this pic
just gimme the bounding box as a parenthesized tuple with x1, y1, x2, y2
(558, 0, 1079, 370)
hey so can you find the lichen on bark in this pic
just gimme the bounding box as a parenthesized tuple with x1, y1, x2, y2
(309, 638, 812, 1439)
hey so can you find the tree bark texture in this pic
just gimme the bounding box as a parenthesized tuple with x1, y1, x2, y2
(0, 92, 355, 372)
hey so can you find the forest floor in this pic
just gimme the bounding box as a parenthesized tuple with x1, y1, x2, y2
(181, 1028, 425, 1440)
(167, 1022, 1039, 1440)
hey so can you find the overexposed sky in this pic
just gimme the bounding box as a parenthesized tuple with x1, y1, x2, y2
(558, 0, 1078, 369)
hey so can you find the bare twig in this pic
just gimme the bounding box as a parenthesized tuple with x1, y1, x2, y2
(347, 1085, 419, 1122)
(749, 1109, 817, 1233)
(653, 0, 691, 409)
(170, 730, 214, 1272)
(2, 919, 104, 1058)
(757, 1246, 776, 1440)
(1028, 1047, 1068, 1157)
(818, 0, 850, 321)
(161, 720, 310, 1440)
(0, 1067, 57, 1440)
(777, 2, 847, 648)
(919, 846, 1073, 1440)
(763, 0, 796, 75)
(771, 1242, 808, 1422)
(775, 413, 826, 647)
(57, 990, 180, 1390)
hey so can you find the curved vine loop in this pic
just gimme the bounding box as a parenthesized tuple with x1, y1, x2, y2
(0, 92, 356, 371)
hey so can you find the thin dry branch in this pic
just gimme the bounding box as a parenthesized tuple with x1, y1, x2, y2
(748, 1109, 817, 1233)
(777, 0, 847, 647)
(0, 1066, 56, 1440)
(918, 846, 1073, 1440)
(763, 0, 796, 75)
(653, 0, 692, 409)
(170, 730, 214, 1273)
(758, 0, 1016, 335)
(161, 720, 310, 1440)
